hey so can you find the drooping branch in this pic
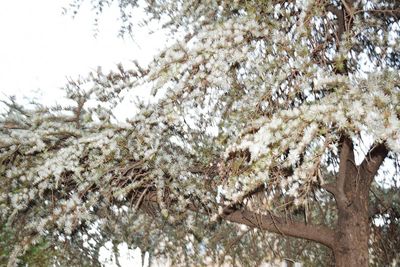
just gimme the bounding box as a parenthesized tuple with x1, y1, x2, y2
(321, 182, 339, 198)
(368, 186, 399, 218)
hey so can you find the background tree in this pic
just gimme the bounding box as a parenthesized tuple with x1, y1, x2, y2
(1, 0, 400, 266)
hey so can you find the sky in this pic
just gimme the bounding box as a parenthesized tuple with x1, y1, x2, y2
(0, 0, 167, 266)
(0, 0, 164, 105)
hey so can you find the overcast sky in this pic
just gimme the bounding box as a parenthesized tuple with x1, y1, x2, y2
(0, 1, 168, 266)
(0, 0, 164, 104)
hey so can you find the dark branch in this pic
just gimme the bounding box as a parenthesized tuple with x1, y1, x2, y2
(321, 182, 338, 197)
(141, 191, 335, 249)
(360, 143, 388, 187)
(336, 135, 355, 205)
(326, 4, 345, 42)
(220, 208, 335, 249)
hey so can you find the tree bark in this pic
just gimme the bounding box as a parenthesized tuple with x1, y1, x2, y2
(332, 138, 388, 267)
(325, 0, 389, 264)
(330, 136, 369, 266)
(141, 191, 335, 249)
(334, 194, 370, 267)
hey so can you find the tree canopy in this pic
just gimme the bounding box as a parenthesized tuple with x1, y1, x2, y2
(1, 0, 400, 266)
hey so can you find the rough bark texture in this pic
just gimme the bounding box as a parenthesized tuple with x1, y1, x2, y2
(335, 200, 370, 267)
(332, 137, 388, 267)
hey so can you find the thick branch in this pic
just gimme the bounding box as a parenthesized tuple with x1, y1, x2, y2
(141, 192, 335, 249)
(336, 136, 355, 204)
(220, 209, 335, 249)
(360, 143, 388, 187)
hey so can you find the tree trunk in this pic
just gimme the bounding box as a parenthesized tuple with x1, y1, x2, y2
(334, 197, 370, 267)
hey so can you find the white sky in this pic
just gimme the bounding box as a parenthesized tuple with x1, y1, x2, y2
(0, 0, 164, 104)
(0, 0, 167, 266)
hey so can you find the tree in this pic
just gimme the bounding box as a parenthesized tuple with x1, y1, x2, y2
(1, 0, 400, 266)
